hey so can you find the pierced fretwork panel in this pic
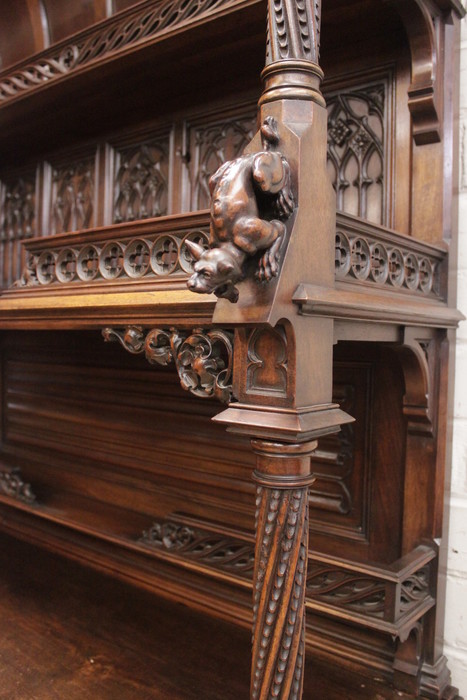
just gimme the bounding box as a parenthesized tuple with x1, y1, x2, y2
(49, 156, 96, 235)
(326, 80, 389, 226)
(186, 112, 257, 211)
(0, 173, 36, 288)
(112, 136, 170, 223)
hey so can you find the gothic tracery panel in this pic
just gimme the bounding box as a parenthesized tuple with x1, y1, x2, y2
(49, 156, 96, 235)
(186, 112, 257, 210)
(326, 78, 390, 226)
(112, 136, 170, 223)
(0, 173, 36, 288)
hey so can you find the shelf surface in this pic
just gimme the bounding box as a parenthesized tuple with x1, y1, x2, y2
(0, 531, 416, 699)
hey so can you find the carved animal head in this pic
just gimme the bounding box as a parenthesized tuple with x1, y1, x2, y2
(186, 241, 242, 303)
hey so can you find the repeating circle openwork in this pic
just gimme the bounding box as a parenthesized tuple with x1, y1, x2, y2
(370, 242, 389, 284)
(350, 237, 371, 280)
(77, 245, 100, 281)
(124, 238, 151, 278)
(56, 248, 77, 283)
(388, 248, 404, 287)
(404, 253, 420, 291)
(99, 242, 125, 279)
(419, 257, 434, 294)
(36, 251, 56, 285)
(335, 231, 351, 278)
(180, 230, 210, 273)
(150, 235, 180, 275)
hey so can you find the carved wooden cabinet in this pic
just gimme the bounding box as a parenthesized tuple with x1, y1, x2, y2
(0, 1, 464, 698)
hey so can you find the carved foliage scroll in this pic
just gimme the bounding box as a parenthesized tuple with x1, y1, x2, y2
(0, 468, 37, 504)
(102, 326, 233, 403)
(113, 138, 170, 223)
(327, 82, 387, 225)
(140, 521, 255, 576)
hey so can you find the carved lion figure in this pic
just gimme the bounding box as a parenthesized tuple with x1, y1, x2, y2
(186, 117, 294, 303)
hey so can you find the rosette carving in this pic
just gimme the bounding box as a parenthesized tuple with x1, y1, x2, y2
(102, 326, 233, 403)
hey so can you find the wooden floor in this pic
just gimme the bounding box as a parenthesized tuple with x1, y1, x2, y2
(0, 532, 414, 700)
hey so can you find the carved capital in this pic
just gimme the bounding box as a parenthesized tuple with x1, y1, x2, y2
(102, 326, 233, 403)
(260, 0, 325, 105)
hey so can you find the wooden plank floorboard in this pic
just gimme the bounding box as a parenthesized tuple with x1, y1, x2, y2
(0, 533, 412, 699)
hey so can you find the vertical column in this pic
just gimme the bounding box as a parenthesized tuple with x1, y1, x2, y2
(250, 440, 317, 700)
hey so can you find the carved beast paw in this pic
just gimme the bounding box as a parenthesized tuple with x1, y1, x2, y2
(256, 223, 285, 282)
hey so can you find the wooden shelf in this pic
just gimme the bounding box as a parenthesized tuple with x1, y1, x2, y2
(0, 530, 420, 700)
(0, 210, 456, 331)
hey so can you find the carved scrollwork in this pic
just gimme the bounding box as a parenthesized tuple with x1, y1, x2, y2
(139, 519, 255, 575)
(306, 566, 386, 617)
(135, 513, 435, 633)
(186, 116, 295, 303)
(400, 567, 430, 611)
(102, 326, 233, 403)
(0, 468, 37, 504)
(0, 0, 238, 105)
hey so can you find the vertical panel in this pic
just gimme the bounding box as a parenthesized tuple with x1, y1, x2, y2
(184, 109, 257, 211)
(0, 170, 37, 289)
(45, 149, 98, 235)
(325, 72, 394, 227)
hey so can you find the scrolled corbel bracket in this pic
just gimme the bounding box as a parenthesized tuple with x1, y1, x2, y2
(102, 326, 234, 404)
(384, 0, 445, 145)
(394, 327, 436, 437)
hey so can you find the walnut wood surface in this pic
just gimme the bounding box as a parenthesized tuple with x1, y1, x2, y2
(0, 531, 429, 700)
(0, 1, 464, 699)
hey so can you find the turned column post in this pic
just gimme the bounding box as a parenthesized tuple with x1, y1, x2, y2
(251, 440, 317, 700)
(206, 0, 352, 695)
